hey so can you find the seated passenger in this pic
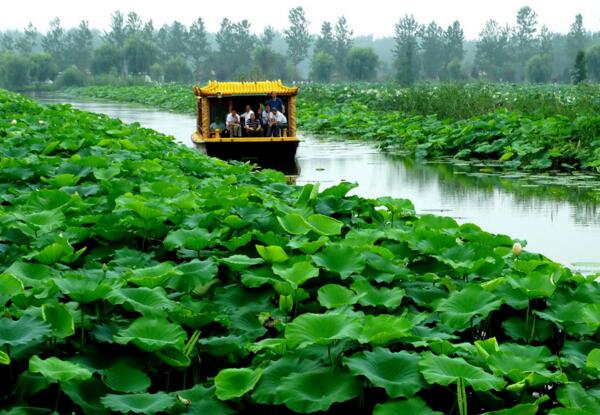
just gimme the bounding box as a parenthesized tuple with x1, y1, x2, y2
(262, 104, 271, 128)
(267, 91, 285, 113)
(267, 108, 287, 137)
(244, 113, 262, 137)
(241, 105, 254, 126)
(226, 109, 241, 137)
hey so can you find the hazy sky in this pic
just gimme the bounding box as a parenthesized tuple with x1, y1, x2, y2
(2, 0, 600, 39)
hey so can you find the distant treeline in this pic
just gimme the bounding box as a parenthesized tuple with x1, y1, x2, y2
(1, 6, 600, 89)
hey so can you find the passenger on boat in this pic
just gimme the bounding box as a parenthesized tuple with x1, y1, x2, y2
(267, 92, 285, 113)
(226, 109, 241, 137)
(244, 113, 262, 137)
(267, 108, 287, 137)
(262, 104, 271, 128)
(241, 105, 254, 125)
(210, 120, 226, 135)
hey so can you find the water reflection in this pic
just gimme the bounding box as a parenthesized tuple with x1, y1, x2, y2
(34, 95, 600, 268)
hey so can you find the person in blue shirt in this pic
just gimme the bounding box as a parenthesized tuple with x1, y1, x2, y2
(267, 92, 285, 114)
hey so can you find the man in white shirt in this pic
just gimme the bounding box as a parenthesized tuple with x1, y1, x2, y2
(267, 108, 287, 137)
(226, 109, 241, 137)
(241, 105, 254, 126)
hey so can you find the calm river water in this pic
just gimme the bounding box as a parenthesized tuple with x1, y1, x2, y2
(36, 95, 600, 270)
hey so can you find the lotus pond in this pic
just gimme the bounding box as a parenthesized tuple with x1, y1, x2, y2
(2, 89, 600, 414)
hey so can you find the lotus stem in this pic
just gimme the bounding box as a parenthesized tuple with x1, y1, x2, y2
(457, 377, 467, 415)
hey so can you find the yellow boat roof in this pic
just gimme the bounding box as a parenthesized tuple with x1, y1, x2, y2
(194, 80, 299, 97)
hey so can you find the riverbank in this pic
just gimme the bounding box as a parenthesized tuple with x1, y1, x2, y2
(2, 89, 599, 414)
(64, 82, 600, 173)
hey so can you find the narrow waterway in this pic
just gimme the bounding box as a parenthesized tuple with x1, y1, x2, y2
(36, 95, 600, 270)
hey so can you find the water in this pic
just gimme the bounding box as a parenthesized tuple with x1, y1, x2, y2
(35, 95, 600, 270)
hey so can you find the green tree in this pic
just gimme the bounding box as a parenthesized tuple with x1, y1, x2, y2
(15, 23, 38, 54)
(164, 22, 189, 59)
(447, 57, 466, 81)
(91, 44, 122, 75)
(213, 19, 255, 79)
(572, 50, 587, 84)
(141, 20, 155, 43)
(42, 18, 67, 68)
(260, 26, 276, 48)
(421, 22, 445, 79)
(29, 52, 58, 82)
(444, 21, 465, 63)
(164, 55, 193, 82)
(284, 7, 311, 68)
(512, 6, 538, 80)
(105, 11, 127, 48)
(188, 17, 209, 78)
(474, 20, 513, 81)
(526, 54, 552, 83)
(125, 12, 143, 37)
(314, 22, 335, 56)
(65, 20, 93, 70)
(334, 16, 353, 78)
(346, 47, 379, 81)
(566, 14, 586, 65)
(538, 25, 553, 55)
(310, 51, 335, 82)
(1, 54, 31, 89)
(149, 63, 163, 81)
(253, 47, 289, 80)
(586, 45, 600, 82)
(0, 33, 15, 51)
(56, 65, 85, 87)
(124, 36, 157, 74)
(393, 15, 421, 85)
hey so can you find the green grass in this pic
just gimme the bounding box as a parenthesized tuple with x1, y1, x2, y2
(2, 89, 600, 413)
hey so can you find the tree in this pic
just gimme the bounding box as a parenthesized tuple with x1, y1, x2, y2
(474, 20, 513, 81)
(260, 26, 276, 48)
(526, 54, 552, 83)
(149, 63, 163, 82)
(0, 33, 15, 52)
(213, 19, 255, 79)
(91, 44, 122, 75)
(15, 23, 38, 54)
(447, 58, 466, 81)
(29, 52, 58, 82)
(587, 45, 600, 82)
(164, 22, 189, 59)
(310, 51, 335, 82)
(566, 14, 586, 65)
(284, 7, 311, 67)
(65, 20, 93, 70)
(125, 12, 143, 37)
(1, 54, 31, 89)
(421, 22, 445, 79)
(253, 47, 289, 80)
(164, 55, 193, 82)
(334, 16, 353, 78)
(188, 17, 209, 78)
(141, 20, 155, 43)
(512, 6, 538, 80)
(105, 11, 127, 48)
(538, 25, 553, 55)
(393, 15, 421, 85)
(572, 50, 587, 84)
(124, 36, 157, 74)
(42, 18, 67, 68)
(56, 65, 85, 87)
(444, 21, 464, 63)
(314, 22, 335, 56)
(346, 47, 379, 81)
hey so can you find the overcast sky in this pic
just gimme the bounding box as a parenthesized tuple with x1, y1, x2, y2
(2, 0, 599, 39)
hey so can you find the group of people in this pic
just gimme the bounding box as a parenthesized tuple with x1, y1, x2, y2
(224, 92, 288, 138)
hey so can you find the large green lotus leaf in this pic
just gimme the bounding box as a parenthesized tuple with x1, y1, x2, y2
(535, 302, 600, 336)
(29, 355, 92, 383)
(172, 384, 233, 414)
(277, 213, 314, 235)
(155, 347, 191, 367)
(502, 316, 554, 342)
(214, 367, 263, 400)
(358, 314, 414, 345)
(436, 284, 502, 330)
(103, 361, 151, 393)
(62, 376, 110, 415)
(0, 350, 10, 365)
(272, 261, 319, 288)
(256, 245, 289, 263)
(351, 278, 404, 310)
(487, 344, 554, 383)
(42, 173, 80, 187)
(419, 352, 506, 391)
(127, 262, 181, 288)
(240, 266, 278, 288)
(556, 383, 600, 413)
(33, 236, 81, 265)
(26, 189, 72, 211)
(219, 254, 264, 271)
(481, 403, 540, 415)
(17, 209, 65, 234)
(343, 348, 423, 398)
(100, 392, 176, 414)
(317, 284, 357, 309)
(163, 228, 213, 251)
(306, 214, 343, 236)
(107, 287, 175, 317)
(113, 317, 186, 352)
(312, 244, 365, 279)
(373, 397, 443, 415)
(0, 273, 24, 305)
(41, 303, 75, 338)
(252, 356, 321, 404)
(275, 367, 361, 413)
(0, 316, 51, 346)
(587, 349, 600, 370)
(509, 268, 558, 298)
(561, 341, 600, 369)
(3, 261, 58, 288)
(285, 312, 361, 348)
(54, 274, 114, 303)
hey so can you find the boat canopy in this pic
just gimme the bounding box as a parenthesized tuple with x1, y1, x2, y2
(194, 80, 299, 97)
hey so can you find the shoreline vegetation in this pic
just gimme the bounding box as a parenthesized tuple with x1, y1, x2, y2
(2, 89, 600, 413)
(64, 82, 600, 173)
